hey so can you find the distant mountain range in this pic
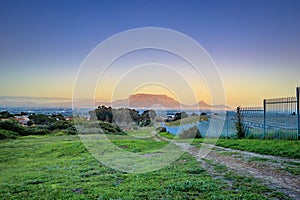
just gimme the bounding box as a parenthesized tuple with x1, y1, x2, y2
(0, 94, 231, 110)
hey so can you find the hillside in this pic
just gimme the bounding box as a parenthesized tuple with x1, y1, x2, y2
(165, 115, 208, 127)
(112, 94, 231, 110)
(0, 94, 231, 110)
(129, 93, 180, 108)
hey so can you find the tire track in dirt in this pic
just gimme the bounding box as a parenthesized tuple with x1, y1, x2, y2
(155, 133, 300, 199)
(173, 142, 300, 199)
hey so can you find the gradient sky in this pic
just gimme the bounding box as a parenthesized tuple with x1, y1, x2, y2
(1, 0, 300, 107)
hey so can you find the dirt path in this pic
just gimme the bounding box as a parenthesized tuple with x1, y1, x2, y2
(155, 134, 300, 199)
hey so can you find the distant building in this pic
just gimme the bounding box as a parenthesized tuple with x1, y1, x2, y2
(14, 116, 30, 125)
(65, 116, 73, 121)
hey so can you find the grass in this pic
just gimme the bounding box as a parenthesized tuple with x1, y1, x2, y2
(165, 116, 207, 127)
(192, 138, 300, 159)
(125, 127, 155, 138)
(158, 131, 175, 139)
(201, 160, 290, 200)
(247, 157, 270, 162)
(111, 137, 168, 153)
(0, 133, 286, 199)
(222, 170, 290, 200)
(217, 151, 241, 156)
(158, 132, 300, 159)
(282, 161, 300, 175)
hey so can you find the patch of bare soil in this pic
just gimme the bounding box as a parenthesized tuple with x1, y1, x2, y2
(174, 142, 300, 199)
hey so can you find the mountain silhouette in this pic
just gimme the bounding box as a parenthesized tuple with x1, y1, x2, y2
(0, 94, 231, 110)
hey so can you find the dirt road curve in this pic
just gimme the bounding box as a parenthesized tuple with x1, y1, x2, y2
(174, 142, 300, 199)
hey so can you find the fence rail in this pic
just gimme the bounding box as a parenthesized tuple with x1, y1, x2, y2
(160, 87, 300, 140)
(230, 86, 300, 140)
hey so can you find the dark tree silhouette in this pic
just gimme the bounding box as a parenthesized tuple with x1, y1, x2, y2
(235, 106, 248, 139)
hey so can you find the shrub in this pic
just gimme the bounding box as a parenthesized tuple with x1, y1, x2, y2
(65, 126, 77, 135)
(156, 127, 166, 132)
(174, 112, 188, 121)
(75, 126, 103, 134)
(235, 107, 248, 139)
(24, 127, 51, 135)
(246, 134, 254, 139)
(0, 120, 26, 135)
(88, 122, 100, 128)
(99, 122, 125, 135)
(48, 120, 73, 131)
(27, 120, 34, 126)
(29, 114, 55, 125)
(0, 129, 19, 140)
(179, 126, 201, 139)
(0, 111, 14, 118)
(53, 130, 76, 136)
(219, 135, 231, 139)
(74, 122, 125, 135)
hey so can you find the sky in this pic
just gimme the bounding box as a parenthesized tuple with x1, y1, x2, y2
(0, 0, 300, 107)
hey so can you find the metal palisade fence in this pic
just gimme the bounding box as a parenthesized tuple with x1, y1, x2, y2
(228, 86, 300, 140)
(237, 106, 264, 138)
(158, 87, 299, 140)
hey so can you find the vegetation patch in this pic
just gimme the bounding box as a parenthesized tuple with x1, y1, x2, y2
(192, 139, 300, 159)
(0, 134, 285, 199)
(247, 157, 270, 162)
(111, 137, 168, 153)
(158, 131, 175, 139)
(179, 125, 202, 139)
(165, 115, 207, 127)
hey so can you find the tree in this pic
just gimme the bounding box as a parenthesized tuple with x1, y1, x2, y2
(112, 108, 135, 125)
(148, 110, 157, 120)
(14, 111, 28, 116)
(90, 106, 157, 127)
(0, 111, 13, 119)
(0, 120, 25, 135)
(90, 106, 113, 122)
(27, 120, 34, 126)
(200, 112, 207, 116)
(48, 120, 73, 131)
(235, 107, 248, 139)
(129, 109, 140, 123)
(174, 111, 188, 121)
(51, 114, 65, 121)
(140, 110, 156, 126)
(179, 126, 201, 139)
(29, 114, 55, 125)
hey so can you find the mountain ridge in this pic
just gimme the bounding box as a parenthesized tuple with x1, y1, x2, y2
(0, 94, 231, 110)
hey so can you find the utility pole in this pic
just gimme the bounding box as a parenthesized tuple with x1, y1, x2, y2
(297, 87, 300, 139)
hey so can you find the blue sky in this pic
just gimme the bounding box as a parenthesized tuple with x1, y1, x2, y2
(1, 0, 300, 107)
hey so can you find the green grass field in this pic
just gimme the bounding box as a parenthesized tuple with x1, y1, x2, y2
(192, 138, 300, 159)
(159, 132, 300, 159)
(158, 131, 175, 139)
(0, 133, 287, 199)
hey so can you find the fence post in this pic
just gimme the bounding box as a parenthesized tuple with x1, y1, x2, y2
(226, 111, 228, 139)
(297, 87, 300, 139)
(263, 99, 266, 138)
